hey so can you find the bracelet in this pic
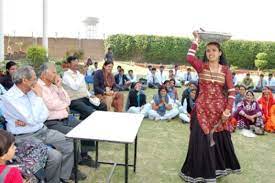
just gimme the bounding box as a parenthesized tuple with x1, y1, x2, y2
(223, 111, 231, 117)
(193, 40, 199, 46)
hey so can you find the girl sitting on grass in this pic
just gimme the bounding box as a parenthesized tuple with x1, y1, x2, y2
(0, 130, 23, 183)
(148, 85, 179, 121)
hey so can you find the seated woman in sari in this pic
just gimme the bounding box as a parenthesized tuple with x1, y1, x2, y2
(126, 82, 151, 117)
(179, 88, 197, 123)
(148, 85, 179, 121)
(258, 86, 275, 132)
(93, 61, 124, 112)
(234, 90, 264, 135)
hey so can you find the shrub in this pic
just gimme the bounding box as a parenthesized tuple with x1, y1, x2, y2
(26, 46, 47, 71)
(105, 34, 275, 69)
(255, 52, 268, 70)
(65, 49, 84, 60)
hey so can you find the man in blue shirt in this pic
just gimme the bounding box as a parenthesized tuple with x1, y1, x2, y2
(104, 47, 113, 62)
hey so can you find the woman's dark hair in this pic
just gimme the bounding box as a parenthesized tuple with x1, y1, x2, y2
(203, 42, 228, 65)
(86, 58, 93, 66)
(6, 61, 16, 72)
(158, 85, 168, 95)
(246, 90, 254, 97)
(131, 81, 141, 89)
(169, 78, 176, 84)
(66, 56, 78, 63)
(163, 80, 170, 85)
(239, 84, 247, 90)
(190, 88, 197, 93)
(0, 130, 15, 157)
(102, 60, 114, 70)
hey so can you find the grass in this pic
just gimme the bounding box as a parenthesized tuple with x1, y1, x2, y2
(79, 88, 275, 183)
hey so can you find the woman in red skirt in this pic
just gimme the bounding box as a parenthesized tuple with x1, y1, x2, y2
(179, 31, 241, 182)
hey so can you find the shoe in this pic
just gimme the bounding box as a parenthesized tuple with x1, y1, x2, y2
(60, 179, 70, 183)
(69, 169, 87, 181)
(155, 116, 161, 121)
(254, 127, 264, 135)
(79, 155, 100, 168)
(240, 129, 256, 138)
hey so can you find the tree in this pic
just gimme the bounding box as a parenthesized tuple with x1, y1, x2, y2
(255, 52, 268, 71)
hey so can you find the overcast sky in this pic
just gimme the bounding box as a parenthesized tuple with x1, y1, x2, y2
(2, 0, 275, 41)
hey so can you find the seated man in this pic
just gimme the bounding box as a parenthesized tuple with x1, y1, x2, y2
(127, 69, 137, 84)
(62, 56, 107, 120)
(241, 73, 254, 90)
(157, 65, 167, 85)
(253, 73, 267, 92)
(0, 66, 76, 182)
(173, 64, 182, 87)
(147, 68, 161, 89)
(182, 68, 194, 84)
(114, 68, 131, 91)
(232, 72, 238, 86)
(267, 73, 275, 93)
(168, 69, 181, 87)
(38, 62, 97, 168)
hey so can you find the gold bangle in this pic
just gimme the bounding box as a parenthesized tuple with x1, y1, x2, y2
(223, 111, 231, 117)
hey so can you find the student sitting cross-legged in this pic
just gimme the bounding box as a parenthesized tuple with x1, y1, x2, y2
(126, 82, 151, 117)
(148, 85, 179, 121)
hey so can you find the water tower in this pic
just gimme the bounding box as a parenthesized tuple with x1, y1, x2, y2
(83, 17, 99, 39)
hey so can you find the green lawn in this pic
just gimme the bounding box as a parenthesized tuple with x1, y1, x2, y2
(79, 88, 275, 183)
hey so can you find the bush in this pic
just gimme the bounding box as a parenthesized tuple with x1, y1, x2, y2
(105, 34, 191, 65)
(255, 52, 268, 70)
(105, 34, 275, 69)
(65, 49, 84, 60)
(26, 46, 47, 71)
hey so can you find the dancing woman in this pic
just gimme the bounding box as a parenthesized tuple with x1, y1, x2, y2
(179, 31, 241, 182)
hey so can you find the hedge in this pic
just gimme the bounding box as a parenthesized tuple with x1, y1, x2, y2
(105, 34, 275, 69)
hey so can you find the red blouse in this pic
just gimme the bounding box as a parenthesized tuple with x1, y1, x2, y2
(187, 42, 236, 134)
(0, 165, 23, 183)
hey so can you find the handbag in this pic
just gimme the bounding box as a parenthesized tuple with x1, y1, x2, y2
(89, 96, 100, 106)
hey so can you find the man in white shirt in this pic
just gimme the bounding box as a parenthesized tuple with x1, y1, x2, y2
(157, 65, 167, 85)
(254, 74, 267, 92)
(182, 68, 194, 84)
(267, 73, 275, 93)
(62, 56, 107, 120)
(127, 69, 137, 84)
(173, 64, 182, 87)
(232, 72, 238, 86)
(147, 68, 161, 89)
(147, 65, 153, 77)
(0, 66, 76, 182)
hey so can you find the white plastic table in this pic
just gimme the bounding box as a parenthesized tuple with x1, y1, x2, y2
(66, 111, 144, 183)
